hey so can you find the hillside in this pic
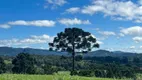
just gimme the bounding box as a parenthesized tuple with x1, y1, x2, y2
(0, 47, 140, 57)
(0, 47, 68, 56)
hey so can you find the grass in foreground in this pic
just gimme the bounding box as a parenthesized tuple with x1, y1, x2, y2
(0, 72, 133, 80)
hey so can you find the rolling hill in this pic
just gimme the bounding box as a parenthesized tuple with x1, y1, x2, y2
(0, 47, 140, 57)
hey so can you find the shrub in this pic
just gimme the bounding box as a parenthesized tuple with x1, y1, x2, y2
(95, 70, 106, 77)
(78, 70, 94, 77)
(43, 65, 58, 74)
(70, 70, 78, 76)
(121, 69, 135, 78)
(12, 53, 35, 74)
(0, 57, 6, 74)
(35, 67, 44, 74)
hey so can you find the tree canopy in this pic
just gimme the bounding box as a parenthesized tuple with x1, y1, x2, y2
(49, 27, 99, 72)
(0, 57, 6, 74)
(12, 53, 35, 74)
(49, 27, 99, 53)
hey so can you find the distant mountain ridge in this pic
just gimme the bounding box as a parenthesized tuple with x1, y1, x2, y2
(84, 49, 139, 57)
(0, 47, 141, 57)
(0, 47, 68, 56)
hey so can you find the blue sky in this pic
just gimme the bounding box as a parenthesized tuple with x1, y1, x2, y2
(1, 0, 142, 53)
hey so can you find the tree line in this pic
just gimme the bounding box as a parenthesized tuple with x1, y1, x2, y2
(0, 53, 142, 79)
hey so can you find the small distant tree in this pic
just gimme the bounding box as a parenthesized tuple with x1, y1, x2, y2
(0, 57, 6, 74)
(121, 57, 128, 64)
(75, 55, 83, 61)
(12, 53, 35, 74)
(49, 27, 99, 74)
(133, 57, 140, 63)
(42, 65, 58, 74)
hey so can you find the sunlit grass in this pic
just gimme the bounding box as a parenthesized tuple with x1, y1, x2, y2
(0, 73, 133, 80)
(136, 74, 142, 80)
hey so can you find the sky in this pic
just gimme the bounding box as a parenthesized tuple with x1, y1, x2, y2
(1, 0, 142, 53)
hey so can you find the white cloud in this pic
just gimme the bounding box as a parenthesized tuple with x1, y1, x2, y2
(58, 18, 91, 25)
(89, 34, 103, 45)
(120, 26, 142, 43)
(65, 7, 80, 14)
(21, 46, 30, 48)
(119, 33, 125, 37)
(97, 41, 103, 45)
(81, 0, 142, 23)
(94, 28, 116, 40)
(0, 20, 56, 29)
(132, 36, 142, 43)
(129, 46, 135, 49)
(8, 20, 55, 27)
(140, 46, 142, 49)
(47, 0, 67, 6)
(99, 31, 116, 36)
(0, 34, 54, 47)
(0, 24, 11, 29)
(39, 47, 48, 50)
(44, 0, 67, 9)
(120, 26, 142, 36)
(105, 48, 114, 51)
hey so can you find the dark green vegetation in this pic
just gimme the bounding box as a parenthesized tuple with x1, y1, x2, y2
(12, 53, 35, 74)
(0, 52, 142, 79)
(49, 28, 99, 73)
(0, 57, 6, 74)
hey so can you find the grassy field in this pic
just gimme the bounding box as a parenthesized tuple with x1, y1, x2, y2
(0, 72, 136, 80)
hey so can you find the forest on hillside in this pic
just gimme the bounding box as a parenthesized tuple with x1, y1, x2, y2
(0, 53, 142, 79)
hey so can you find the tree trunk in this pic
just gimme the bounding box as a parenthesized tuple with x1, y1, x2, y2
(71, 52, 75, 76)
(72, 52, 75, 71)
(72, 29, 75, 75)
